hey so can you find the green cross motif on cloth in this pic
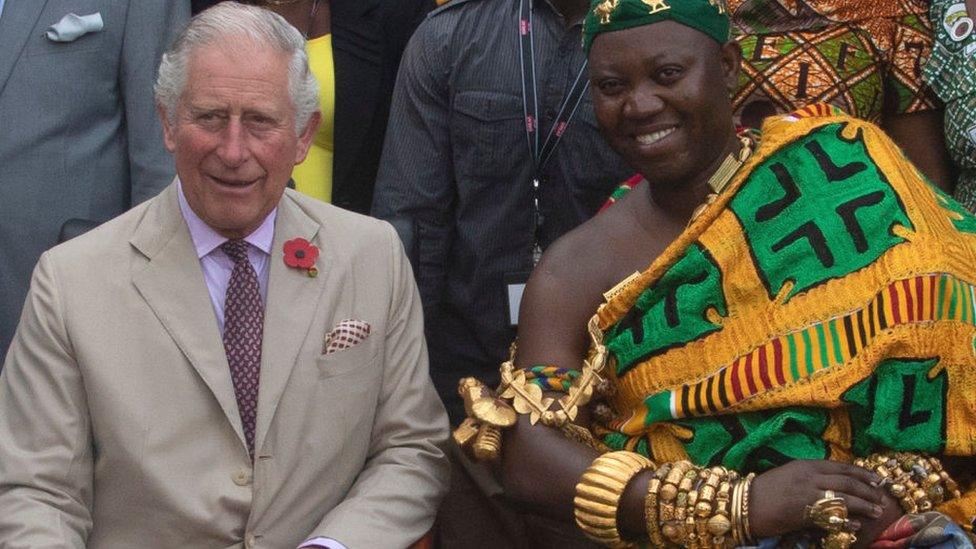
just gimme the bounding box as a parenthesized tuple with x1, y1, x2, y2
(731, 123, 914, 301)
(843, 358, 948, 456)
(676, 408, 829, 471)
(607, 244, 727, 375)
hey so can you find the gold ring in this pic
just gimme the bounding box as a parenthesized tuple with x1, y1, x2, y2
(804, 492, 849, 531)
(805, 490, 857, 549)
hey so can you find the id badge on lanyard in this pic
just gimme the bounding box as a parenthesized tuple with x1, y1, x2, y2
(506, 0, 589, 327)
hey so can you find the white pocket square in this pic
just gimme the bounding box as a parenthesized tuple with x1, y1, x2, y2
(322, 319, 371, 355)
(46, 12, 103, 42)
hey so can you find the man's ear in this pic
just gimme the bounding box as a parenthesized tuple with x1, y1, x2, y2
(157, 104, 177, 153)
(294, 110, 322, 164)
(720, 39, 743, 92)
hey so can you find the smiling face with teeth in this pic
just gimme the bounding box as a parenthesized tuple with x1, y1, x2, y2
(160, 39, 320, 240)
(588, 20, 741, 190)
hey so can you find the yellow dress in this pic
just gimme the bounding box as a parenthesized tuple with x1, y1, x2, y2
(292, 34, 335, 203)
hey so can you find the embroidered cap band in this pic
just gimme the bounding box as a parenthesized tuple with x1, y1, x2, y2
(583, 0, 731, 53)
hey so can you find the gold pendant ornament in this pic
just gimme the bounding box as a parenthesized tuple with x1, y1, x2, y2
(594, 0, 620, 25)
(452, 316, 613, 462)
(641, 0, 671, 15)
(689, 134, 756, 226)
(707, 0, 728, 14)
(453, 377, 518, 461)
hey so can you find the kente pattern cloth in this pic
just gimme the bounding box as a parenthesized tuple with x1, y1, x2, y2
(869, 512, 974, 549)
(729, 0, 939, 130)
(923, 0, 976, 213)
(523, 365, 581, 392)
(221, 239, 264, 457)
(748, 512, 975, 548)
(587, 107, 976, 528)
(599, 174, 644, 214)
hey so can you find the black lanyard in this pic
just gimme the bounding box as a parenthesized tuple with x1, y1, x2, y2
(517, 0, 589, 265)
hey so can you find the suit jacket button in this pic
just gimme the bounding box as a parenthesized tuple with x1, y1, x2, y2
(233, 468, 252, 486)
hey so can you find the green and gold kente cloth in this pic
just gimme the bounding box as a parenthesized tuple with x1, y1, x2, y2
(582, 0, 731, 53)
(592, 105, 976, 525)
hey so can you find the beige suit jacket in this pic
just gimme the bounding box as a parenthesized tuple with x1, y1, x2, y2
(0, 184, 450, 548)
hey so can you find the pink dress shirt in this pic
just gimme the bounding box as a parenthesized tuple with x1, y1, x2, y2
(177, 181, 346, 549)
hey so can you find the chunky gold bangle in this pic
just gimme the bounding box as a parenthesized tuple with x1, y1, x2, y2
(660, 461, 691, 527)
(708, 478, 735, 547)
(694, 467, 723, 544)
(645, 474, 666, 548)
(855, 452, 962, 516)
(574, 451, 654, 548)
(686, 488, 700, 548)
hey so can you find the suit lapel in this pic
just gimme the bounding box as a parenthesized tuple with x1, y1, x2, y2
(254, 192, 329, 455)
(0, 0, 49, 97)
(130, 184, 247, 452)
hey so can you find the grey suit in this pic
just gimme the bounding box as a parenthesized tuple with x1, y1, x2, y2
(0, 0, 189, 358)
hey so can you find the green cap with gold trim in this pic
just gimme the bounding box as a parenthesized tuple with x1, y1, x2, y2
(582, 0, 731, 53)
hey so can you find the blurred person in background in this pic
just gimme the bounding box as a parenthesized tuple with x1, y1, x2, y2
(730, 0, 956, 192)
(925, 0, 976, 212)
(194, 0, 435, 214)
(0, 0, 189, 360)
(372, 0, 631, 426)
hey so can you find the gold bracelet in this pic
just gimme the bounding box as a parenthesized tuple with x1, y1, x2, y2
(686, 488, 700, 548)
(731, 473, 756, 546)
(741, 473, 756, 545)
(695, 467, 724, 544)
(660, 461, 691, 526)
(730, 477, 743, 546)
(645, 473, 667, 548)
(661, 465, 690, 543)
(855, 452, 962, 516)
(708, 478, 735, 548)
(575, 451, 654, 548)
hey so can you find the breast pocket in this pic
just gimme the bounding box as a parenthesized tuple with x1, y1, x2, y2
(26, 3, 108, 57)
(316, 341, 380, 379)
(315, 342, 382, 442)
(449, 90, 526, 181)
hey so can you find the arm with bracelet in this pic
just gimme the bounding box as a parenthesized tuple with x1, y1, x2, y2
(452, 0, 976, 546)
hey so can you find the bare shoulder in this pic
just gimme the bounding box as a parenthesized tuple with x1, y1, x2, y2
(516, 205, 638, 368)
(534, 220, 613, 296)
(532, 200, 642, 303)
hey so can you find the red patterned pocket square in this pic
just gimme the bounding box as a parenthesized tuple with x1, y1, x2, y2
(323, 319, 371, 355)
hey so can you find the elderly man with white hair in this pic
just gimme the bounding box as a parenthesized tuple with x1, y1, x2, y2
(0, 4, 449, 548)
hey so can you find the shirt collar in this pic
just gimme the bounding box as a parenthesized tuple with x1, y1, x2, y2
(177, 179, 277, 259)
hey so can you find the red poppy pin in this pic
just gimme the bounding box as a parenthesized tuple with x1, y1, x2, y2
(283, 238, 319, 277)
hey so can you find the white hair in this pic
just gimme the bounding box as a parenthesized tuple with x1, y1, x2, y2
(154, 2, 319, 134)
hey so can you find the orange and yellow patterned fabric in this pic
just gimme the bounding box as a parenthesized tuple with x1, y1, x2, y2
(730, 0, 939, 129)
(591, 107, 976, 527)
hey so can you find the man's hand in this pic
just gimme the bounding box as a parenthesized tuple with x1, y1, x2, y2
(750, 460, 892, 542)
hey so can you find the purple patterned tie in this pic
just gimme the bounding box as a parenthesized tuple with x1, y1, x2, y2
(221, 239, 263, 457)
